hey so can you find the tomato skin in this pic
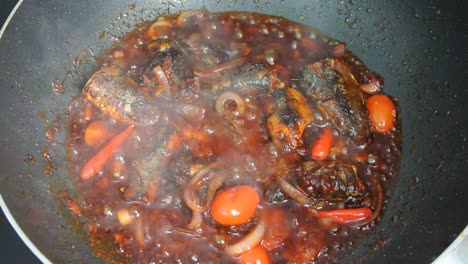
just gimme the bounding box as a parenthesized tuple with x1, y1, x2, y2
(366, 94, 396, 133)
(237, 245, 271, 264)
(210, 185, 260, 226)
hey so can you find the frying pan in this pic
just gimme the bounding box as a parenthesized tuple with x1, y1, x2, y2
(0, 0, 466, 263)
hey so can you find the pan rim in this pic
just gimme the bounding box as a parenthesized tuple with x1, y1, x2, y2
(0, 194, 51, 264)
(432, 225, 468, 264)
(0, 0, 22, 39)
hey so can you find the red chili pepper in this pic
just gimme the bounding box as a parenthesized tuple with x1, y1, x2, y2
(316, 208, 372, 223)
(311, 127, 333, 160)
(80, 125, 134, 180)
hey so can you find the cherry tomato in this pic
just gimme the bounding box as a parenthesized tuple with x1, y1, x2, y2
(366, 94, 396, 132)
(210, 185, 260, 226)
(237, 245, 271, 264)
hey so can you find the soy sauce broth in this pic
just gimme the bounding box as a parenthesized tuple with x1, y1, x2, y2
(65, 11, 401, 263)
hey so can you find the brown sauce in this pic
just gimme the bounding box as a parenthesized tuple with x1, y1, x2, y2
(65, 11, 401, 263)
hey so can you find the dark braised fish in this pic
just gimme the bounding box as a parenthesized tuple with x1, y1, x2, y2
(267, 88, 314, 149)
(299, 58, 371, 145)
(83, 66, 161, 125)
(210, 63, 276, 92)
(298, 161, 370, 205)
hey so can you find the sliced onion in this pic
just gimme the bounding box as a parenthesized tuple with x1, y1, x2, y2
(183, 163, 219, 212)
(177, 10, 205, 26)
(332, 43, 346, 57)
(152, 65, 170, 95)
(215, 91, 246, 117)
(146, 20, 173, 40)
(275, 175, 321, 209)
(187, 211, 203, 229)
(146, 39, 172, 55)
(332, 60, 360, 88)
(184, 171, 213, 212)
(173, 226, 203, 238)
(225, 217, 266, 256)
(194, 57, 246, 78)
(205, 174, 225, 207)
(359, 74, 382, 94)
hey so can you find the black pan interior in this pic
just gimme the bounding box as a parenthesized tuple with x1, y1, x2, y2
(0, 1, 466, 263)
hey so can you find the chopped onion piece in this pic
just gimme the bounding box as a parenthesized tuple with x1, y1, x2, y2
(215, 91, 246, 118)
(225, 217, 266, 256)
(275, 175, 314, 207)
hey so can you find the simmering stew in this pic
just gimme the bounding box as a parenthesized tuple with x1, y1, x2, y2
(65, 10, 401, 263)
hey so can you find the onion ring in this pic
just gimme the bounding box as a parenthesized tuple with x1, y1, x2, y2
(152, 65, 170, 96)
(215, 91, 246, 118)
(194, 57, 247, 78)
(225, 216, 266, 256)
(359, 74, 382, 94)
(187, 211, 203, 229)
(275, 175, 322, 210)
(205, 174, 226, 207)
(183, 169, 214, 212)
(146, 20, 173, 41)
(332, 43, 346, 57)
(183, 163, 221, 212)
(176, 10, 205, 27)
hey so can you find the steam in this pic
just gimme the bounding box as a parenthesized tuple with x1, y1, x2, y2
(70, 9, 357, 263)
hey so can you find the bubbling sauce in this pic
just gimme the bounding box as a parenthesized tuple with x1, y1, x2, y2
(65, 10, 400, 263)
